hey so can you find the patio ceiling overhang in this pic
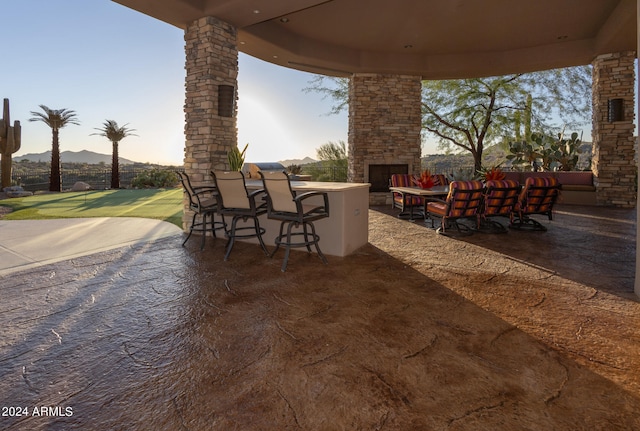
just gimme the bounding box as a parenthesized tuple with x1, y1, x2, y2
(113, 0, 636, 78)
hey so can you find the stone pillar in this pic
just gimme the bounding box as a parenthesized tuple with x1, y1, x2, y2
(348, 74, 422, 205)
(183, 16, 238, 230)
(591, 51, 636, 208)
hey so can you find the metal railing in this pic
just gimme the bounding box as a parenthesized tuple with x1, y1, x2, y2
(9, 163, 567, 192)
(9, 167, 182, 192)
(299, 165, 347, 182)
(8, 165, 347, 191)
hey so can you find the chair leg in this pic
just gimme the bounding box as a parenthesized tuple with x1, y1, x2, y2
(268, 219, 330, 271)
(270, 221, 286, 258)
(210, 212, 217, 239)
(182, 211, 198, 247)
(307, 222, 328, 265)
(510, 215, 548, 231)
(436, 217, 474, 236)
(224, 216, 239, 261)
(202, 211, 222, 249)
(302, 222, 313, 253)
(478, 217, 509, 233)
(281, 221, 295, 272)
(253, 217, 270, 256)
(218, 214, 228, 238)
(434, 217, 447, 234)
(210, 212, 228, 240)
(424, 211, 436, 229)
(200, 212, 207, 250)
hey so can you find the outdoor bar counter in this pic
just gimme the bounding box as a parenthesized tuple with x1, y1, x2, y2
(243, 180, 370, 257)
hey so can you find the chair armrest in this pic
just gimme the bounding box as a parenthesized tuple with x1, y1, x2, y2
(248, 188, 265, 199)
(294, 190, 327, 202)
(189, 186, 217, 206)
(294, 191, 329, 214)
(426, 198, 447, 205)
(247, 188, 267, 210)
(191, 186, 217, 195)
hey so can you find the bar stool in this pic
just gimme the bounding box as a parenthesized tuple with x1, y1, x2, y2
(259, 171, 329, 271)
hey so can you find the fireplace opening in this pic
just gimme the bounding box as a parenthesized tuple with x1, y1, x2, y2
(368, 164, 408, 192)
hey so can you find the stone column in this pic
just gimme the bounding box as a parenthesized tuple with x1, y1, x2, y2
(348, 74, 422, 205)
(183, 16, 238, 230)
(591, 51, 636, 208)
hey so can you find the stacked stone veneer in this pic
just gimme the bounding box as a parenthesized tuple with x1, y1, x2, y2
(183, 17, 238, 230)
(592, 51, 636, 208)
(348, 74, 422, 205)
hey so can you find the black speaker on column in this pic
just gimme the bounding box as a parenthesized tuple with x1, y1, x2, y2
(608, 98, 624, 122)
(218, 85, 235, 117)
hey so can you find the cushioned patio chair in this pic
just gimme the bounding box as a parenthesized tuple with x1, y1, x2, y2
(176, 171, 225, 250)
(390, 173, 424, 219)
(259, 171, 330, 272)
(211, 170, 270, 260)
(425, 180, 484, 235)
(431, 174, 449, 187)
(480, 179, 521, 233)
(510, 176, 561, 231)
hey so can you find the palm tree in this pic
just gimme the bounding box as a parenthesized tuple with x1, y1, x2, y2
(29, 105, 80, 192)
(91, 120, 137, 189)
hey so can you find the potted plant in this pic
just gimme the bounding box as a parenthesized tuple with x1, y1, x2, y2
(227, 143, 248, 171)
(480, 165, 506, 181)
(413, 169, 435, 189)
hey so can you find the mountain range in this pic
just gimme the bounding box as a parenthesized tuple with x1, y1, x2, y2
(14, 150, 318, 167)
(15, 150, 136, 165)
(275, 157, 317, 166)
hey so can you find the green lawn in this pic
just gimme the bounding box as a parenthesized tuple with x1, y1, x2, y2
(0, 189, 184, 227)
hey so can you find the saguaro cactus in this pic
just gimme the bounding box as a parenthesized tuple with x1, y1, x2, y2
(0, 98, 22, 188)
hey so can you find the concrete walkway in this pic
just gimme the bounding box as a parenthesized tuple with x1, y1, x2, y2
(0, 217, 183, 276)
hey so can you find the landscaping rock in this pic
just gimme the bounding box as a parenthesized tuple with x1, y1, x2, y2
(2, 186, 33, 198)
(71, 181, 92, 191)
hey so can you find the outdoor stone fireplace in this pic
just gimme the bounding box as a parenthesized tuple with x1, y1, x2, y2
(347, 74, 423, 206)
(368, 164, 408, 192)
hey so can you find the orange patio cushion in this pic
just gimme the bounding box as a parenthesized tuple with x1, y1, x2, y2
(431, 174, 449, 186)
(515, 177, 560, 213)
(447, 180, 484, 218)
(391, 174, 423, 206)
(484, 179, 520, 216)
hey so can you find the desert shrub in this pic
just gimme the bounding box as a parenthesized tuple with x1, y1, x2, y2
(131, 168, 179, 188)
(287, 164, 302, 175)
(305, 164, 347, 182)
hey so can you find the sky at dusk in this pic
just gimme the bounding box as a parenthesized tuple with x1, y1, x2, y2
(1, 0, 361, 165)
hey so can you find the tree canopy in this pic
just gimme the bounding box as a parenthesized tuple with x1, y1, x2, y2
(91, 120, 136, 144)
(316, 140, 347, 162)
(310, 140, 347, 182)
(304, 66, 592, 172)
(303, 76, 349, 116)
(29, 105, 80, 191)
(29, 105, 80, 131)
(422, 67, 592, 171)
(91, 119, 137, 189)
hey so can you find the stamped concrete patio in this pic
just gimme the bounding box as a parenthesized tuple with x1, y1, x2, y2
(0, 204, 638, 430)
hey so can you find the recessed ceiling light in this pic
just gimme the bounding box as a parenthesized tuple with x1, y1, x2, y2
(280, 17, 290, 23)
(273, 55, 278, 59)
(253, 9, 260, 14)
